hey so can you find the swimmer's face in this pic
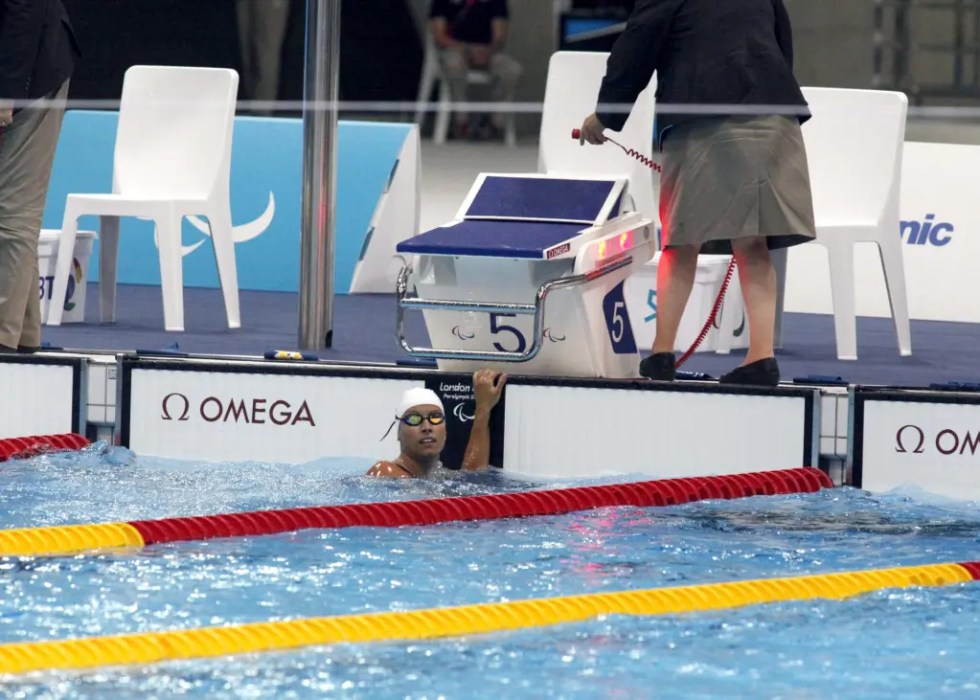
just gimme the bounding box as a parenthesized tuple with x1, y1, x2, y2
(398, 403, 447, 461)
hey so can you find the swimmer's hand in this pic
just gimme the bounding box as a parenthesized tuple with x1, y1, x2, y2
(473, 369, 507, 418)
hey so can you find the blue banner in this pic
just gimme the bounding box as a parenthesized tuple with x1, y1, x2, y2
(43, 112, 412, 294)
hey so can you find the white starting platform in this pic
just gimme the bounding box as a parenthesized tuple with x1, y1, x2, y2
(395, 173, 655, 378)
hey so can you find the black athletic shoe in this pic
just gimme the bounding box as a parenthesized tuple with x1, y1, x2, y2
(0, 344, 15, 354)
(16, 345, 39, 354)
(639, 352, 676, 381)
(719, 357, 780, 387)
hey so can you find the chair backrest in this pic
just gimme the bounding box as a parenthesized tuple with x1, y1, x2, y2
(113, 65, 239, 199)
(800, 87, 908, 225)
(538, 51, 658, 222)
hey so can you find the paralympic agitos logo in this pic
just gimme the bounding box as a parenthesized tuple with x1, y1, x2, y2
(895, 424, 980, 456)
(161, 392, 316, 426)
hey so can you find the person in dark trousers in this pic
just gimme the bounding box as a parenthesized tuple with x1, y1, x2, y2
(578, 0, 816, 386)
(429, 0, 523, 140)
(0, 0, 81, 353)
(236, 0, 290, 115)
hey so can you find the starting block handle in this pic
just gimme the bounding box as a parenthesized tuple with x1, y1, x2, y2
(396, 256, 633, 362)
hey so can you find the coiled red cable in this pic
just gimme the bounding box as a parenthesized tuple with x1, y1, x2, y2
(675, 257, 736, 368)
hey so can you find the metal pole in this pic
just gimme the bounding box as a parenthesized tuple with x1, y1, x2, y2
(299, 0, 340, 349)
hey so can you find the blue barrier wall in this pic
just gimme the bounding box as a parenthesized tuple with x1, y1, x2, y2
(43, 112, 412, 294)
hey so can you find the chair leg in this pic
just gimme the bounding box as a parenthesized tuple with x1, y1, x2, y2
(47, 207, 80, 327)
(99, 216, 121, 323)
(505, 113, 518, 147)
(877, 239, 913, 356)
(156, 209, 185, 332)
(434, 82, 451, 145)
(825, 242, 858, 361)
(206, 208, 242, 329)
(415, 60, 436, 127)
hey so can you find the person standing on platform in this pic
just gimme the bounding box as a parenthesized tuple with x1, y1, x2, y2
(0, 0, 81, 354)
(429, 0, 523, 141)
(368, 369, 506, 478)
(577, 0, 816, 386)
(236, 0, 291, 116)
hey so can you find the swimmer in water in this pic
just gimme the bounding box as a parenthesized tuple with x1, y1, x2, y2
(367, 369, 507, 478)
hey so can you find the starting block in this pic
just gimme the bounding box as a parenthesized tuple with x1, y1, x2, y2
(395, 173, 655, 378)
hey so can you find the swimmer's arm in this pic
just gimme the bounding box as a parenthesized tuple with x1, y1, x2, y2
(459, 405, 492, 472)
(460, 370, 507, 472)
(366, 461, 412, 478)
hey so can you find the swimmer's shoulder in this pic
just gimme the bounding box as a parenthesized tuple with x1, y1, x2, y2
(366, 460, 414, 478)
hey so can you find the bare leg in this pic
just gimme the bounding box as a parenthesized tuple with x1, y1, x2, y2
(731, 235, 777, 364)
(651, 243, 699, 354)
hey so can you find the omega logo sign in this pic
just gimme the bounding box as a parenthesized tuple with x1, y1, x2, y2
(161, 393, 316, 426)
(895, 424, 980, 456)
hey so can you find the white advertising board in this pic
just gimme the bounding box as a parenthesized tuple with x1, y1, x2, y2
(856, 390, 980, 498)
(0, 358, 81, 438)
(503, 383, 817, 480)
(126, 365, 422, 463)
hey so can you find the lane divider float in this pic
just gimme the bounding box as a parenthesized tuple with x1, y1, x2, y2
(0, 467, 832, 557)
(1, 559, 976, 676)
(0, 433, 89, 463)
(0, 468, 832, 557)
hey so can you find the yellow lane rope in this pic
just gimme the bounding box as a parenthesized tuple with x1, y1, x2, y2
(1, 561, 975, 676)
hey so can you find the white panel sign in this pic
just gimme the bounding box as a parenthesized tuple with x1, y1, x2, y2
(502, 384, 813, 479)
(859, 396, 980, 497)
(784, 141, 980, 323)
(128, 369, 422, 463)
(0, 361, 77, 438)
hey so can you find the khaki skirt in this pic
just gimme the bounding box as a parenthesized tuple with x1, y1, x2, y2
(659, 115, 816, 254)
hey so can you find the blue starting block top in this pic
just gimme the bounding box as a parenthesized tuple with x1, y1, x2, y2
(398, 175, 625, 259)
(396, 220, 586, 258)
(465, 176, 619, 223)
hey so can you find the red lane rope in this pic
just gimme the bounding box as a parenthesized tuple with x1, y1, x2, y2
(0, 433, 89, 462)
(128, 467, 832, 546)
(959, 561, 980, 580)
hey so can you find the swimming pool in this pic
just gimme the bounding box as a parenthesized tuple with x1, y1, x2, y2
(3, 446, 980, 698)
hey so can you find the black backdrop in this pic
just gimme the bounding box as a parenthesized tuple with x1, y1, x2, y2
(62, 0, 424, 108)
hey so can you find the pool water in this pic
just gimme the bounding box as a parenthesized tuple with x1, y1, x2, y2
(2, 445, 980, 698)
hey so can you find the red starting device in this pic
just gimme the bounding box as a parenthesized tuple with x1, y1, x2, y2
(571, 128, 736, 368)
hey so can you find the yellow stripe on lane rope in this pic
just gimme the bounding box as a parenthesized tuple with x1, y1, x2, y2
(0, 523, 144, 557)
(0, 561, 974, 676)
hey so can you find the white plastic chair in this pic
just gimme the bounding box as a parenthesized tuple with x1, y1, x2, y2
(47, 65, 241, 332)
(783, 87, 912, 360)
(414, 33, 518, 147)
(537, 51, 658, 224)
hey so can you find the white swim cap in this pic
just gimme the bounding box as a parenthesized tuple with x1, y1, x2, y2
(396, 388, 444, 418)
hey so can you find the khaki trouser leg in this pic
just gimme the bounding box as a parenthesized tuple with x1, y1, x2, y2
(0, 81, 69, 349)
